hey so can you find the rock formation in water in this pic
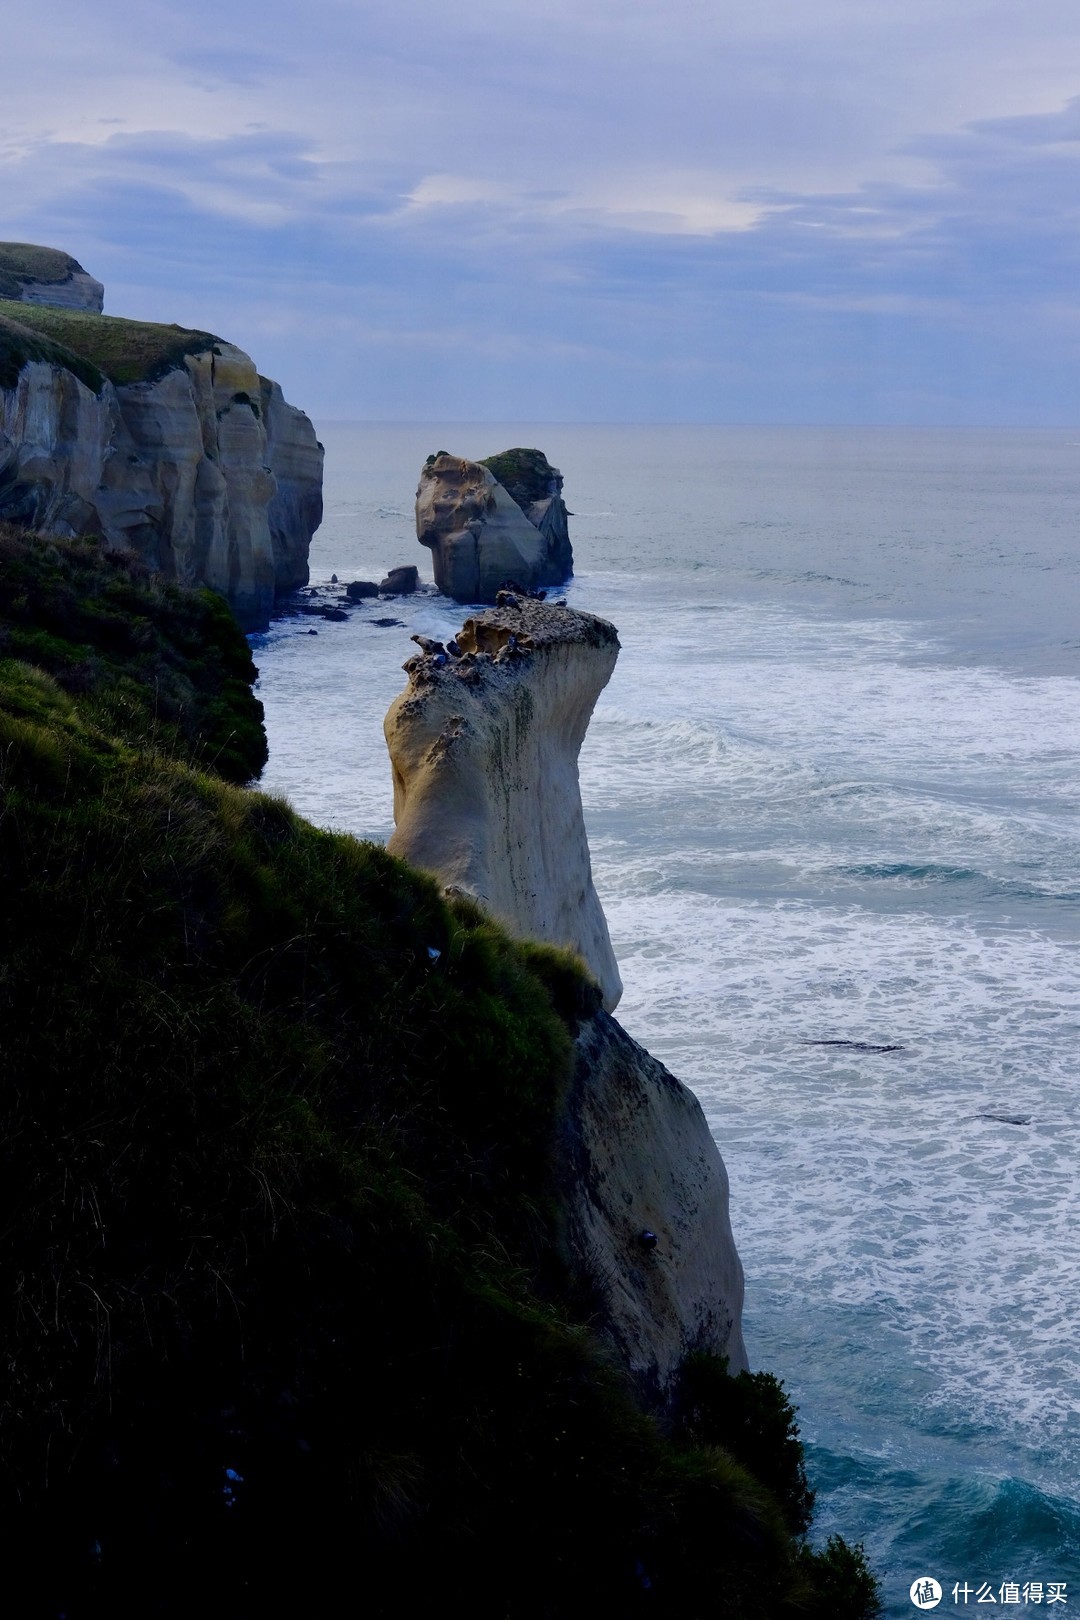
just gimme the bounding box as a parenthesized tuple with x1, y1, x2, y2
(385, 597, 622, 1008)
(0, 246, 321, 629)
(0, 243, 104, 313)
(385, 596, 747, 1389)
(415, 447, 572, 602)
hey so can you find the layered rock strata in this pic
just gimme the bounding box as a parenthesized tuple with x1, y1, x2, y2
(415, 449, 572, 603)
(385, 597, 622, 1009)
(384, 595, 747, 1394)
(0, 339, 321, 629)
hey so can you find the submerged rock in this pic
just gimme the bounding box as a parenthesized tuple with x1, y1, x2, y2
(415, 448, 572, 603)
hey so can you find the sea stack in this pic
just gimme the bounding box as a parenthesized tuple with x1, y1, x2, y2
(415, 447, 572, 603)
(385, 596, 622, 1008)
(384, 595, 747, 1392)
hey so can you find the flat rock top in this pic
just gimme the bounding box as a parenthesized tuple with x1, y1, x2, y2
(465, 597, 619, 651)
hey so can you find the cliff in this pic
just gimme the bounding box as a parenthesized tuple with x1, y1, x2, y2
(416, 447, 572, 602)
(0, 528, 878, 1616)
(0, 250, 321, 629)
(385, 596, 623, 1009)
(385, 596, 748, 1391)
(0, 241, 104, 312)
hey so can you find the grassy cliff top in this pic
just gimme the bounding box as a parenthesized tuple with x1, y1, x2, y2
(0, 297, 218, 386)
(0, 241, 86, 300)
(480, 446, 561, 511)
(0, 307, 104, 393)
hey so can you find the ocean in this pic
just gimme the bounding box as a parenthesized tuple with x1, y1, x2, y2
(250, 423, 1080, 1615)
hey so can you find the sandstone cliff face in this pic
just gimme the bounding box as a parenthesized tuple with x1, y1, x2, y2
(0, 344, 322, 628)
(383, 595, 748, 1396)
(416, 450, 573, 603)
(385, 597, 623, 1009)
(559, 1011, 747, 1392)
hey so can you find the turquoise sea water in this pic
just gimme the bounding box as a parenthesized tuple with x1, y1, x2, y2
(251, 424, 1080, 1615)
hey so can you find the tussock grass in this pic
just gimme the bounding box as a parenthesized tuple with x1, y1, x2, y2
(0, 529, 879, 1616)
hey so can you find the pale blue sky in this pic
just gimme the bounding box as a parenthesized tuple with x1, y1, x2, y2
(7, 0, 1080, 422)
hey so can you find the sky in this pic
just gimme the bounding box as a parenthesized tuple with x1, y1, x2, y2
(6, 0, 1080, 423)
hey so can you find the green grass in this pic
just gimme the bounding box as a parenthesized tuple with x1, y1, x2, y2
(0, 529, 879, 1617)
(0, 524, 266, 781)
(0, 241, 85, 301)
(480, 446, 559, 511)
(0, 298, 218, 386)
(0, 309, 104, 393)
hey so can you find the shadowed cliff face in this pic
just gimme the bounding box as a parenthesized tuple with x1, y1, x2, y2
(415, 450, 572, 603)
(559, 1011, 748, 1390)
(385, 597, 623, 1008)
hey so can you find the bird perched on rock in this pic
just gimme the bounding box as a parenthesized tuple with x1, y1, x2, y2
(495, 590, 522, 609)
(446, 637, 463, 658)
(411, 634, 446, 656)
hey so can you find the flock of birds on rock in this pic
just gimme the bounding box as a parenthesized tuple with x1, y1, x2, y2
(408, 581, 568, 669)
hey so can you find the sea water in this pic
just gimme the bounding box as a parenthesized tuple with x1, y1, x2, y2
(250, 424, 1080, 1615)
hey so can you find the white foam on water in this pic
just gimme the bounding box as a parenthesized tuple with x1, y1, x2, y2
(606, 889, 1080, 1466)
(253, 425, 1080, 1583)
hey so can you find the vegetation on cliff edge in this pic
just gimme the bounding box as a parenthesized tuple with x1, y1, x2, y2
(0, 531, 879, 1618)
(0, 242, 88, 302)
(0, 298, 218, 387)
(480, 446, 560, 512)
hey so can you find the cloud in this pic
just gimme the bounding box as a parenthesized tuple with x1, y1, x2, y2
(5, 2, 1080, 419)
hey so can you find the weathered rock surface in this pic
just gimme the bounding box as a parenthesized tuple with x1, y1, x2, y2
(385, 597, 622, 1009)
(384, 596, 748, 1396)
(557, 1011, 747, 1394)
(416, 449, 573, 603)
(0, 243, 104, 313)
(0, 343, 322, 629)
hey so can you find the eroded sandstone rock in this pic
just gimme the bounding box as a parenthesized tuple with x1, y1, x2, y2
(415, 449, 572, 603)
(558, 1010, 747, 1394)
(384, 597, 622, 1008)
(384, 597, 748, 1397)
(0, 345, 322, 629)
